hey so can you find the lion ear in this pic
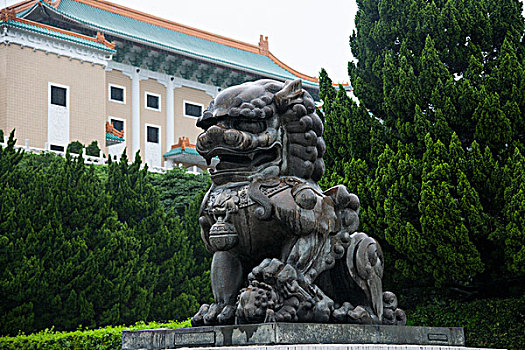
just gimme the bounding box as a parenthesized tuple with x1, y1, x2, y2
(275, 79, 303, 111)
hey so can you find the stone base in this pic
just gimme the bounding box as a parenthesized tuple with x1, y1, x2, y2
(122, 323, 472, 350)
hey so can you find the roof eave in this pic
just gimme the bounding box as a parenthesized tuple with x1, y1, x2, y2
(34, 1, 318, 88)
(16, 1, 40, 18)
(2, 18, 116, 53)
(6, 0, 38, 14)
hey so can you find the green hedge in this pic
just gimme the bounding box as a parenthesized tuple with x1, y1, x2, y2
(407, 295, 525, 349)
(0, 320, 190, 350)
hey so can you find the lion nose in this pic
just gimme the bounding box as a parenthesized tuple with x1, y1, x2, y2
(196, 112, 216, 129)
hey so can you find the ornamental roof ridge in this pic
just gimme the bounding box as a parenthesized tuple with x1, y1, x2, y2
(0, 15, 116, 51)
(5, 0, 36, 14)
(42, 0, 61, 7)
(267, 51, 318, 83)
(0, 8, 17, 21)
(106, 121, 124, 138)
(172, 136, 196, 151)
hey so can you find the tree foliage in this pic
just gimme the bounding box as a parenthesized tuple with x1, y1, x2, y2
(321, 0, 525, 292)
(0, 133, 210, 335)
(408, 295, 525, 350)
(149, 167, 210, 217)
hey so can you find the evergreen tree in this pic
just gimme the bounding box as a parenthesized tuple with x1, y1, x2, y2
(106, 153, 208, 323)
(473, 88, 512, 157)
(149, 166, 210, 217)
(0, 146, 147, 333)
(321, 0, 525, 292)
(503, 149, 525, 274)
(0, 138, 211, 334)
(180, 190, 213, 306)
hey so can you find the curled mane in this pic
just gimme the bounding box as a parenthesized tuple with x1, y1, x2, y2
(241, 79, 325, 181)
(273, 79, 325, 181)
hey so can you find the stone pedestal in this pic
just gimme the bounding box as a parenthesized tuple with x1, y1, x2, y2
(121, 323, 479, 350)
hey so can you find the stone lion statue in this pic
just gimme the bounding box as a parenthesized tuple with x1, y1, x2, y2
(191, 79, 405, 326)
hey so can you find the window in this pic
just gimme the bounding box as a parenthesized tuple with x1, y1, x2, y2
(50, 144, 65, 152)
(51, 86, 67, 107)
(184, 101, 203, 118)
(147, 126, 159, 143)
(109, 84, 125, 103)
(47, 83, 69, 150)
(145, 92, 161, 111)
(110, 118, 124, 132)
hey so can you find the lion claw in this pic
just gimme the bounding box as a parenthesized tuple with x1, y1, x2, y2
(191, 303, 235, 326)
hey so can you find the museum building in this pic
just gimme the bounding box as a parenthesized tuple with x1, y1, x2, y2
(0, 0, 319, 171)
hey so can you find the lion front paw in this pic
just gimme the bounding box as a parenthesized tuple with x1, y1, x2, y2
(190, 304, 209, 327)
(217, 304, 236, 324)
(191, 303, 235, 326)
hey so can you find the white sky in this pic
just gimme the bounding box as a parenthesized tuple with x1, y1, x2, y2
(2, 0, 358, 84)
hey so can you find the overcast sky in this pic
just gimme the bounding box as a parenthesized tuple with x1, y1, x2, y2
(2, 0, 358, 83)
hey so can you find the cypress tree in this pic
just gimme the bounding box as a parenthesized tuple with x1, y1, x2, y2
(0, 138, 210, 334)
(503, 149, 525, 274)
(106, 153, 208, 323)
(149, 166, 209, 217)
(473, 87, 512, 157)
(321, 0, 525, 292)
(0, 144, 147, 333)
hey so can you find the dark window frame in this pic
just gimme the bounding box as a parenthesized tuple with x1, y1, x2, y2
(110, 118, 125, 134)
(50, 144, 65, 152)
(109, 84, 125, 103)
(50, 85, 67, 107)
(146, 125, 159, 144)
(145, 92, 161, 111)
(184, 101, 203, 118)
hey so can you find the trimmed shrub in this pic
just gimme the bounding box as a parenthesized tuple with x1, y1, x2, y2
(0, 320, 190, 350)
(66, 141, 83, 155)
(86, 140, 101, 157)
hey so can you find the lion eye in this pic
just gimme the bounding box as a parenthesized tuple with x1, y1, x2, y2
(232, 120, 266, 134)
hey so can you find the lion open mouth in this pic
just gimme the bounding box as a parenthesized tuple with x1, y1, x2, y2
(208, 145, 281, 172)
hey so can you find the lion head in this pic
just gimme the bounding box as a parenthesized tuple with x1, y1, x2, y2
(196, 79, 325, 185)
